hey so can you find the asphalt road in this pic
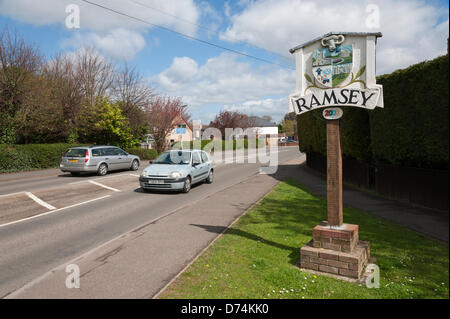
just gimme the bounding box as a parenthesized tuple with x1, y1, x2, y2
(0, 147, 301, 297)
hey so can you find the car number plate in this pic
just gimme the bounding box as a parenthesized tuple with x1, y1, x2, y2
(148, 179, 164, 184)
(69, 159, 78, 163)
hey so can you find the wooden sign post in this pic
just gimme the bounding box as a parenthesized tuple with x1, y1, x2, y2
(326, 119, 343, 227)
(289, 32, 383, 281)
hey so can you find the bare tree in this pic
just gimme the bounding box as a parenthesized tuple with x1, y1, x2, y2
(42, 53, 83, 131)
(0, 26, 43, 142)
(145, 96, 190, 153)
(113, 64, 155, 139)
(209, 110, 251, 139)
(74, 47, 115, 105)
(113, 64, 155, 112)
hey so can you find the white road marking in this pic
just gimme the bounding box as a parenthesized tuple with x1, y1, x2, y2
(0, 195, 112, 229)
(69, 172, 132, 185)
(25, 192, 56, 210)
(129, 174, 140, 177)
(0, 191, 26, 198)
(89, 180, 121, 192)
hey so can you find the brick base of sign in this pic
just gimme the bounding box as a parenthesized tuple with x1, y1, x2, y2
(299, 222, 371, 280)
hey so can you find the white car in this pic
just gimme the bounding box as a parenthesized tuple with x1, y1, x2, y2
(139, 149, 213, 193)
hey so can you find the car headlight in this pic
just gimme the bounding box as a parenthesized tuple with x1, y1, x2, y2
(141, 170, 148, 177)
(169, 171, 182, 179)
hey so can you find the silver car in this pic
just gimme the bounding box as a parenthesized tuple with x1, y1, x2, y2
(60, 145, 140, 176)
(139, 149, 213, 193)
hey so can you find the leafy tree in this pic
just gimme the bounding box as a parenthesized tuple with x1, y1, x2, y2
(281, 112, 296, 136)
(94, 99, 138, 148)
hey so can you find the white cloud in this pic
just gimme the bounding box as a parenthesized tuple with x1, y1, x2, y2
(0, 0, 200, 59)
(224, 98, 288, 122)
(0, 0, 199, 33)
(153, 53, 295, 109)
(220, 0, 449, 74)
(62, 28, 146, 61)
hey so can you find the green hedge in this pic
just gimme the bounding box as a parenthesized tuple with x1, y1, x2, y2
(297, 110, 326, 155)
(297, 54, 449, 169)
(125, 147, 158, 160)
(370, 55, 449, 168)
(0, 143, 81, 173)
(297, 106, 371, 163)
(0, 144, 159, 173)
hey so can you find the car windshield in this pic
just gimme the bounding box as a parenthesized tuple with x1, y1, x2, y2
(153, 151, 191, 165)
(64, 148, 86, 157)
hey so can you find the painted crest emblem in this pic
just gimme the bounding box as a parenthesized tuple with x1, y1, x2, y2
(312, 44, 353, 88)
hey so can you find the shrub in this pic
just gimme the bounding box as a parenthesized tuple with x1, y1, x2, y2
(370, 55, 449, 168)
(125, 147, 158, 160)
(0, 143, 81, 173)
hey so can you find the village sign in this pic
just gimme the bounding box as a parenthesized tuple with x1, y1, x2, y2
(290, 32, 384, 282)
(289, 32, 384, 115)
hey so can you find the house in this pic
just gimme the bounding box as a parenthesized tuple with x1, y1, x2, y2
(140, 133, 155, 149)
(230, 116, 278, 146)
(167, 115, 193, 147)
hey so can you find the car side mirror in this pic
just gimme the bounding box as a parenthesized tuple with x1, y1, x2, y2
(149, 160, 153, 164)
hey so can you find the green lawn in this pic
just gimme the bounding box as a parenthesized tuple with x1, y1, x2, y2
(160, 179, 449, 299)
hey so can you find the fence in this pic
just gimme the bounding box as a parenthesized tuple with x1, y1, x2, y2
(305, 152, 449, 211)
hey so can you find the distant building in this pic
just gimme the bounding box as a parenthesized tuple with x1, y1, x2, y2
(246, 116, 279, 146)
(167, 115, 193, 147)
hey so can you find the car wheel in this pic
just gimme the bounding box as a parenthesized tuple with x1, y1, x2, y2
(205, 170, 213, 184)
(97, 163, 108, 176)
(130, 160, 139, 171)
(182, 176, 191, 193)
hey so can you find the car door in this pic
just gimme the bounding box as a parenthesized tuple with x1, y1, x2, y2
(117, 148, 132, 169)
(111, 147, 128, 170)
(191, 151, 205, 183)
(104, 147, 119, 171)
(196, 151, 210, 182)
(201, 151, 212, 175)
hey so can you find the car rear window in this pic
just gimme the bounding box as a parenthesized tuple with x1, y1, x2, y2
(92, 148, 103, 157)
(64, 148, 87, 157)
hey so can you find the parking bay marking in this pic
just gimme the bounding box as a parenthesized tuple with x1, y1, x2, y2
(25, 192, 56, 210)
(0, 195, 112, 228)
(88, 180, 121, 192)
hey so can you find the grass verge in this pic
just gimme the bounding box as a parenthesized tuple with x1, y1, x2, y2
(160, 179, 449, 299)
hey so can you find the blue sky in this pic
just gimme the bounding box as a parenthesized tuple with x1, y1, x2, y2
(0, 0, 448, 124)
